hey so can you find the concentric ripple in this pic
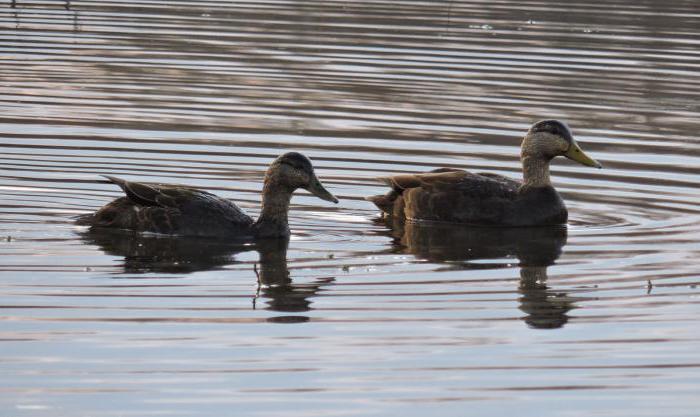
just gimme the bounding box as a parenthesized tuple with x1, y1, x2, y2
(1, 1, 699, 416)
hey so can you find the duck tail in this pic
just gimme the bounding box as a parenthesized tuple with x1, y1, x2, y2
(365, 190, 399, 215)
(100, 174, 128, 189)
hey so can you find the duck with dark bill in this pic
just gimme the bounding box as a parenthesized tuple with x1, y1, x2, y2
(77, 152, 338, 238)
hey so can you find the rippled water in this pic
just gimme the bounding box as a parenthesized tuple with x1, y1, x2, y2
(2, 1, 700, 416)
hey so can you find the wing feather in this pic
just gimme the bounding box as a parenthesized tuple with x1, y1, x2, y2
(103, 175, 163, 206)
(368, 168, 523, 223)
(103, 175, 207, 209)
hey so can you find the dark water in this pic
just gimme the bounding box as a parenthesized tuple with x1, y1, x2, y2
(1, 1, 700, 416)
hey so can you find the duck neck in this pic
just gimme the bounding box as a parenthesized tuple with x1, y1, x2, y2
(521, 155, 552, 188)
(254, 178, 294, 237)
(519, 266, 548, 289)
(257, 239, 290, 286)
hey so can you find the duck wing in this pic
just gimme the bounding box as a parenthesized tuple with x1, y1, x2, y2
(366, 168, 464, 215)
(89, 176, 254, 236)
(102, 175, 198, 208)
(379, 167, 464, 191)
(369, 169, 522, 224)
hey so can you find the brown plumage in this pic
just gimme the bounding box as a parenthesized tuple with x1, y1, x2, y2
(77, 152, 338, 238)
(366, 120, 602, 226)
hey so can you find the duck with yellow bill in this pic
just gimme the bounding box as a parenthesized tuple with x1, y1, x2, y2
(367, 120, 601, 226)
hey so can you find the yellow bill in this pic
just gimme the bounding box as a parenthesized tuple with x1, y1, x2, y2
(564, 141, 602, 169)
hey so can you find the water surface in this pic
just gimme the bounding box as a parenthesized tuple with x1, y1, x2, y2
(1, 1, 700, 416)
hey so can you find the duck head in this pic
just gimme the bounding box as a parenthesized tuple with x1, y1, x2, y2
(269, 152, 339, 203)
(522, 120, 602, 168)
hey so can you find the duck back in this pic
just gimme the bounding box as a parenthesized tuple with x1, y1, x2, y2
(369, 170, 567, 226)
(78, 177, 254, 237)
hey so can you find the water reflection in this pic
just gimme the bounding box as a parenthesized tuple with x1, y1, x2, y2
(379, 217, 577, 329)
(10, 0, 79, 31)
(80, 228, 253, 273)
(2, 0, 700, 413)
(11, 1, 71, 10)
(79, 229, 331, 321)
(252, 239, 335, 323)
(518, 265, 577, 329)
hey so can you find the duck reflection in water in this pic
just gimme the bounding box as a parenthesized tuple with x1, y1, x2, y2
(79, 229, 333, 322)
(252, 240, 335, 323)
(378, 217, 578, 329)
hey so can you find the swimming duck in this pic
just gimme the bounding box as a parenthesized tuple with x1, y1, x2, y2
(367, 120, 601, 226)
(78, 152, 338, 238)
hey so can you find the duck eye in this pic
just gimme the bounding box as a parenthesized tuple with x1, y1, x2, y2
(545, 124, 559, 135)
